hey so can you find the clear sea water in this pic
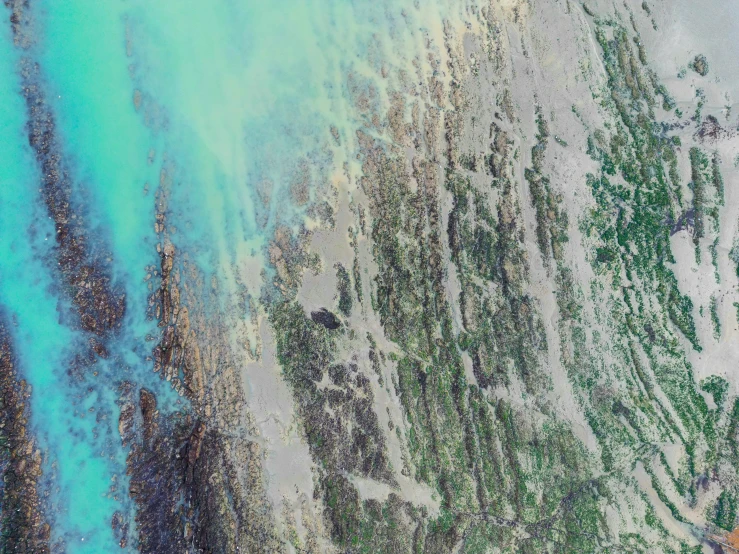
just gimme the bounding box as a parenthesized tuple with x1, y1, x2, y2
(0, 0, 479, 551)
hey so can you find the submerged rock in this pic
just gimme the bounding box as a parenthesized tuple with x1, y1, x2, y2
(0, 324, 49, 553)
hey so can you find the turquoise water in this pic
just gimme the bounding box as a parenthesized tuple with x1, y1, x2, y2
(0, 21, 124, 550)
(0, 0, 479, 551)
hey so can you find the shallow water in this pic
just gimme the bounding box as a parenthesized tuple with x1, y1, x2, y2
(0, 0, 479, 551)
(0, 20, 126, 550)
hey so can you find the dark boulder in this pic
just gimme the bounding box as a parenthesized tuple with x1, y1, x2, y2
(311, 308, 341, 330)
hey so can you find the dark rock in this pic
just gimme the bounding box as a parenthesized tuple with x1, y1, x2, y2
(311, 308, 341, 330)
(669, 209, 695, 236)
(696, 115, 732, 143)
(691, 54, 709, 76)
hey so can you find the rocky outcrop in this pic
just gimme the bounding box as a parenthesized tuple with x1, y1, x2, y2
(119, 179, 281, 553)
(0, 324, 49, 553)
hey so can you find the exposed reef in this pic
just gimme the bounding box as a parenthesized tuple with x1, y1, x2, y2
(118, 179, 282, 552)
